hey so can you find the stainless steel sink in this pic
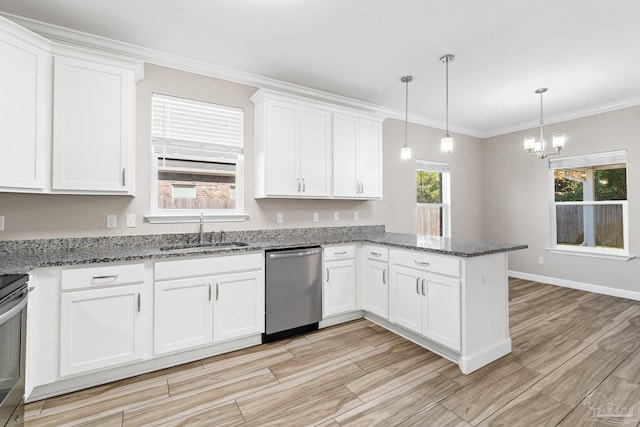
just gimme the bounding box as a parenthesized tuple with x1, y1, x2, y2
(160, 242, 249, 252)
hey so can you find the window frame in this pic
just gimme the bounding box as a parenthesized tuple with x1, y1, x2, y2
(146, 93, 248, 224)
(548, 150, 631, 260)
(416, 159, 451, 238)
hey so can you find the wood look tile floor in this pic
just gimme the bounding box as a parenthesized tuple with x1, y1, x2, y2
(26, 278, 640, 426)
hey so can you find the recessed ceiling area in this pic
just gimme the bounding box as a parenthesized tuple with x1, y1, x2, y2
(1, 0, 639, 137)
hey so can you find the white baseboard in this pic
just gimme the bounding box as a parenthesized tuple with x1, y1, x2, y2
(509, 270, 640, 301)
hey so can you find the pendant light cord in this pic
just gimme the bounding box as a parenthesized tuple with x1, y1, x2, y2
(405, 78, 409, 147)
(539, 90, 544, 142)
(445, 58, 449, 136)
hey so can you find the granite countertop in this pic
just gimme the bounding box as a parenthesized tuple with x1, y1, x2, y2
(0, 226, 527, 275)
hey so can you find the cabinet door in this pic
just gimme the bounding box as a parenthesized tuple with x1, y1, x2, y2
(154, 277, 213, 355)
(0, 22, 49, 191)
(332, 113, 358, 197)
(364, 258, 388, 319)
(422, 274, 461, 351)
(52, 56, 134, 193)
(213, 270, 264, 342)
(323, 259, 356, 317)
(299, 106, 331, 197)
(389, 265, 422, 334)
(264, 100, 300, 196)
(357, 118, 383, 198)
(60, 284, 143, 376)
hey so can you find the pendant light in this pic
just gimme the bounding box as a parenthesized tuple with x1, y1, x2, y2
(440, 54, 454, 154)
(400, 75, 413, 161)
(524, 88, 566, 159)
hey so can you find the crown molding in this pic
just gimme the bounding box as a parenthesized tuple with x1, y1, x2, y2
(481, 95, 640, 139)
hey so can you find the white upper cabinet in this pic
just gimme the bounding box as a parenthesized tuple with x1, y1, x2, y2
(333, 113, 383, 199)
(0, 16, 143, 195)
(252, 89, 383, 200)
(52, 54, 136, 194)
(0, 16, 51, 192)
(253, 92, 331, 198)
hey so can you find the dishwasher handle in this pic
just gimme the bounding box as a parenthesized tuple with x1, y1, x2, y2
(268, 248, 321, 259)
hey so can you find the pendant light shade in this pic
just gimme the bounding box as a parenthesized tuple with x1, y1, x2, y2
(400, 75, 413, 161)
(440, 54, 454, 154)
(524, 88, 566, 159)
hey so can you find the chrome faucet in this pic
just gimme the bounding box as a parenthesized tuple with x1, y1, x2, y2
(199, 212, 205, 244)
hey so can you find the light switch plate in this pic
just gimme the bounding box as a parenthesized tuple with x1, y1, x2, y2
(333, 212, 339, 221)
(353, 211, 359, 221)
(0, 216, 4, 231)
(313, 212, 319, 222)
(106, 214, 117, 229)
(276, 213, 283, 224)
(126, 214, 136, 228)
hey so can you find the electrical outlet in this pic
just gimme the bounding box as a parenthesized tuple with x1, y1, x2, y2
(333, 212, 339, 222)
(276, 213, 283, 224)
(313, 212, 319, 222)
(538, 256, 544, 265)
(353, 211, 359, 221)
(0, 216, 4, 232)
(126, 214, 136, 228)
(106, 214, 117, 229)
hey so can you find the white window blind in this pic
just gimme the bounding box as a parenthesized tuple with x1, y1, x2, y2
(152, 93, 243, 160)
(549, 149, 627, 169)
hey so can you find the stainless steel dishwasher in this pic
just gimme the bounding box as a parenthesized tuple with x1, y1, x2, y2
(264, 246, 322, 342)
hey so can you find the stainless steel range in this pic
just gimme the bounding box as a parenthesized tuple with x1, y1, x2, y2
(0, 274, 28, 427)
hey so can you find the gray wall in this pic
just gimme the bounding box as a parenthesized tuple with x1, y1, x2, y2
(0, 63, 484, 240)
(481, 106, 640, 293)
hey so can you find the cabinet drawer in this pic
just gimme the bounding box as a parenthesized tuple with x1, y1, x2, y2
(155, 252, 262, 281)
(61, 263, 144, 291)
(390, 249, 461, 278)
(323, 245, 355, 261)
(362, 245, 388, 262)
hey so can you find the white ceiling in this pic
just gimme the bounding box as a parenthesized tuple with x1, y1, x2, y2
(2, 0, 640, 138)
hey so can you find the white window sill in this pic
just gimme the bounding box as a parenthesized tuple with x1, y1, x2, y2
(145, 213, 249, 224)
(547, 247, 634, 261)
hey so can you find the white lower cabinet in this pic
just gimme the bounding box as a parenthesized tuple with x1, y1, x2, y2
(213, 270, 263, 342)
(323, 246, 356, 317)
(362, 246, 389, 319)
(389, 250, 461, 352)
(59, 265, 145, 377)
(154, 276, 213, 355)
(153, 253, 264, 355)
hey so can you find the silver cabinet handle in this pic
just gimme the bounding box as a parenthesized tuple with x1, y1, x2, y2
(355, 181, 359, 193)
(208, 283, 212, 301)
(421, 279, 426, 296)
(414, 260, 430, 266)
(416, 277, 420, 294)
(215, 283, 219, 300)
(382, 269, 386, 284)
(326, 267, 330, 282)
(137, 293, 141, 312)
(360, 182, 364, 194)
(370, 251, 382, 257)
(334, 251, 348, 255)
(302, 178, 306, 192)
(122, 168, 126, 187)
(297, 178, 301, 192)
(92, 275, 118, 283)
